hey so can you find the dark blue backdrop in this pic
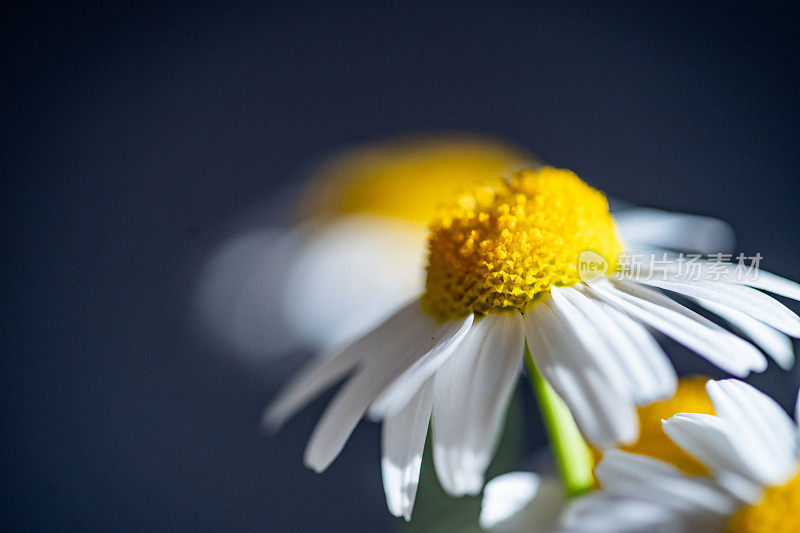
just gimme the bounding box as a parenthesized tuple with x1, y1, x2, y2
(3, 1, 799, 530)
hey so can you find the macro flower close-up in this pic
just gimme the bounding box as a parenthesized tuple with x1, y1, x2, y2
(5, 2, 800, 531)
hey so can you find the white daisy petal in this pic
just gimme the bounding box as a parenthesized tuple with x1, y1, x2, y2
(594, 450, 739, 516)
(303, 354, 418, 473)
(686, 264, 800, 302)
(264, 299, 429, 430)
(554, 287, 645, 400)
(633, 261, 800, 302)
(705, 379, 799, 482)
(369, 312, 475, 418)
(381, 378, 434, 521)
(525, 293, 638, 447)
(196, 227, 305, 358)
(661, 413, 767, 502)
(613, 207, 735, 254)
(636, 278, 800, 337)
(432, 313, 525, 496)
(737, 269, 800, 302)
(562, 286, 676, 403)
(696, 299, 795, 370)
(587, 294, 678, 401)
(589, 279, 766, 376)
(303, 309, 473, 473)
(283, 215, 428, 349)
(480, 472, 566, 532)
(559, 492, 691, 533)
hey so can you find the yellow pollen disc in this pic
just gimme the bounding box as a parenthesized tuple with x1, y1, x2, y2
(617, 376, 715, 476)
(300, 135, 533, 223)
(422, 167, 623, 320)
(726, 468, 800, 533)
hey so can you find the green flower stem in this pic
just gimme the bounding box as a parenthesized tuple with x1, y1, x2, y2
(524, 344, 595, 497)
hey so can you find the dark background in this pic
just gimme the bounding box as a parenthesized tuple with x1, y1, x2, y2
(3, 1, 799, 530)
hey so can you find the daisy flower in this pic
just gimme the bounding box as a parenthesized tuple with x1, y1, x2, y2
(559, 378, 800, 532)
(267, 166, 800, 519)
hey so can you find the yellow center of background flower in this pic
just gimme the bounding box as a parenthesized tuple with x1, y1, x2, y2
(301, 134, 533, 223)
(422, 167, 623, 320)
(726, 469, 800, 533)
(620, 376, 715, 475)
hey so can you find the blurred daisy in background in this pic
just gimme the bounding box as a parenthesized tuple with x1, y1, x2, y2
(481, 378, 800, 532)
(194, 134, 533, 359)
(266, 166, 800, 520)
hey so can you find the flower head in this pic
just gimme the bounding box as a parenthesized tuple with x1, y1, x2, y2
(423, 167, 623, 320)
(561, 379, 800, 533)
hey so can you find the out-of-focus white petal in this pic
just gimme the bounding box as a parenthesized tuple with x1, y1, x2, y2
(195, 228, 305, 358)
(303, 308, 473, 473)
(431, 313, 524, 496)
(614, 207, 734, 254)
(705, 380, 799, 483)
(661, 413, 765, 503)
(594, 450, 739, 516)
(524, 291, 638, 448)
(197, 214, 431, 361)
(480, 472, 566, 532)
(696, 299, 795, 370)
(284, 215, 428, 349)
(559, 492, 690, 533)
(588, 279, 766, 376)
(381, 378, 434, 521)
(636, 278, 800, 337)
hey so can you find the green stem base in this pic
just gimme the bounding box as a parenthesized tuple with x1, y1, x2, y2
(524, 344, 595, 497)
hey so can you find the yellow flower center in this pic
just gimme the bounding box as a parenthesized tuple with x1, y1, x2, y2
(422, 167, 623, 320)
(620, 376, 715, 475)
(300, 135, 532, 223)
(726, 469, 800, 533)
